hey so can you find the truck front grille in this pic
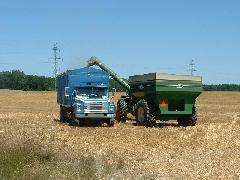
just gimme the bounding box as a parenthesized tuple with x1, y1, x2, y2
(86, 102, 104, 111)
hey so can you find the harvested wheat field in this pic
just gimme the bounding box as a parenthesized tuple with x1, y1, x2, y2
(0, 90, 240, 179)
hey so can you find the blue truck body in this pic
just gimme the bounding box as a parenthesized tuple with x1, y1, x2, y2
(56, 67, 116, 126)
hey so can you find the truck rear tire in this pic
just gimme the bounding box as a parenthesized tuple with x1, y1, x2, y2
(177, 107, 197, 127)
(135, 99, 156, 127)
(116, 98, 127, 123)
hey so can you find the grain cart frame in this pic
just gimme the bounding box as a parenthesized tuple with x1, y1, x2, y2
(56, 67, 116, 127)
(87, 56, 202, 127)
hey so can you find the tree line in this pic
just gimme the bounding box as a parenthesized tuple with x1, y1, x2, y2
(0, 70, 55, 91)
(203, 84, 240, 91)
(0, 70, 239, 91)
(0, 70, 124, 91)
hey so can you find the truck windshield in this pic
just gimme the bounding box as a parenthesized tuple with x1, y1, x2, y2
(77, 87, 107, 98)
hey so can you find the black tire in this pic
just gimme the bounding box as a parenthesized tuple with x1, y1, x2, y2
(69, 118, 79, 126)
(107, 118, 115, 127)
(177, 107, 197, 127)
(68, 108, 79, 126)
(60, 106, 69, 123)
(116, 98, 127, 123)
(59, 106, 64, 122)
(135, 99, 156, 127)
(60, 106, 74, 124)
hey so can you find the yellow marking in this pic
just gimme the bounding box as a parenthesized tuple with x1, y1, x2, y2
(132, 92, 145, 97)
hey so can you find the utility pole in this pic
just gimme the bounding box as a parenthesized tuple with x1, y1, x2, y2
(52, 43, 62, 90)
(52, 43, 61, 79)
(189, 59, 197, 75)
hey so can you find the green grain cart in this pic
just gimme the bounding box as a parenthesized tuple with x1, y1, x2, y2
(87, 56, 203, 127)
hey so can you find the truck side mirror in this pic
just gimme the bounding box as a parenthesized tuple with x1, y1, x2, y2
(72, 90, 76, 98)
(65, 87, 70, 97)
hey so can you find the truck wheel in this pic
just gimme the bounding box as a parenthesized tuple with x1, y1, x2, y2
(135, 99, 156, 127)
(60, 106, 73, 123)
(60, 106, 68, 123)
(116, 98, 127, 123)
(66, 107, 74, 123)
(68, 108, 79, 126)
(107, 118, 115, 127)
(177, 107, 197, 127)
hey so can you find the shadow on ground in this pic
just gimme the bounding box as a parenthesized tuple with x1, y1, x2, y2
(54, 118, 180, 128)
(131, 121, 179, 128)
(53, 118, 109, 127)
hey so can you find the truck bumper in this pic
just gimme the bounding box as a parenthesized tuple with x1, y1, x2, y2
(75, 113, 115, 119)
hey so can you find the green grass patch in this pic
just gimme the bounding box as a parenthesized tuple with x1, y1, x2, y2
(0, 141, 126, 180)
(0, 142, 55, 180)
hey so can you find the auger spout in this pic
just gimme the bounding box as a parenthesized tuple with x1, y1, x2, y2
(87, 56, 131, 91)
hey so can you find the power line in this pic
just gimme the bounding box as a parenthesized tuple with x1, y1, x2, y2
(0, 51, 22, 55)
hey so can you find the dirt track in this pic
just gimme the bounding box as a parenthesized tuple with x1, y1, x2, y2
(0, 90, 240, 179)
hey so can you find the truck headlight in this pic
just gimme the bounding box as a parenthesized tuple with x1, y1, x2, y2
(109, 105, 115, 113)
(76, 103, 83, 112)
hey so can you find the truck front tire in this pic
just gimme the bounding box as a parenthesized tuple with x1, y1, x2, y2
(107, 118, 115, 127)
(60, 106, 73, 123)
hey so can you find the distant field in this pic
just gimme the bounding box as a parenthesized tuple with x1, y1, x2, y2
(0, 91, 240, 179)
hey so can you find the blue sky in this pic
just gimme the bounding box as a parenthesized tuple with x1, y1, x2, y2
(0, 0, 240, 84)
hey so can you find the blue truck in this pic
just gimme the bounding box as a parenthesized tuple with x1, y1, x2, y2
(56, 67, 116, 126)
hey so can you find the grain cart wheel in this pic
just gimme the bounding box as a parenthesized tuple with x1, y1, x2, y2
(135, 99, 156, 127)
(177, 107, 197, 127)
(116, 98, 127, 123)
(107, 118, 115, 127)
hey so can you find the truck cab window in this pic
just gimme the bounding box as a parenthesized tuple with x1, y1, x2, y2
(77, 87, 107, 98)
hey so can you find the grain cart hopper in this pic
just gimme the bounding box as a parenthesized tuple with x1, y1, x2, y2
(56, 67, 116, 126)
(87, 56, 203, 127)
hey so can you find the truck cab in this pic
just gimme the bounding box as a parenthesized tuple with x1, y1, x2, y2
(56, 67, 116, 126)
